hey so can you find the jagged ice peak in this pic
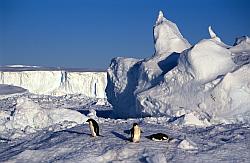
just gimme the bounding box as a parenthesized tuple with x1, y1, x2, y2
(156, 10, 165, 25)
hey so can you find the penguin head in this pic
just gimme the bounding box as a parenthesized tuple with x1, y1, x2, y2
(86, 118, 93, 123)
(133, 123, 138, 127)
(87, 118, 98, 125)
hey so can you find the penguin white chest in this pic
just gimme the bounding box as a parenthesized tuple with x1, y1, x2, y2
(133, 126, 141, 142)
(89, 121, 96, 137)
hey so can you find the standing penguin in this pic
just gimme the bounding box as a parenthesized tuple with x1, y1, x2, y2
(130, 123, 141, 143)
(86, 118, 100, 137)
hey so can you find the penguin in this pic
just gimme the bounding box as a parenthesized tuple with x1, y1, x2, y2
(146, 133, 172, 142)
(86, 118, 100, 137)
(130, 123, 141, 143)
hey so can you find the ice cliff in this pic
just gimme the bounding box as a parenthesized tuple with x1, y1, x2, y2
(106, 11, 250, 124)
(0, 67, 107, 98)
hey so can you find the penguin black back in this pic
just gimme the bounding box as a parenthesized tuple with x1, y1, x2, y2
(147, 133, 172, 142)
(86, 118, 100, 136)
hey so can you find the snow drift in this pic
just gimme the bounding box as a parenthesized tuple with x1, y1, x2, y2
(0, 97, 88, 139)
(0, 68, 107, 98)
(106, 11, 250, 124)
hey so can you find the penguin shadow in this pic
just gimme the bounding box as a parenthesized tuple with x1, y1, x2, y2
(61, 124, 92, 136)
(111, 131, 130, 141)
(62, 129, 92, 136)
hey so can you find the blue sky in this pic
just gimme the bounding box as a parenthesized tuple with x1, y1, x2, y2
(0, 0, 249, 69)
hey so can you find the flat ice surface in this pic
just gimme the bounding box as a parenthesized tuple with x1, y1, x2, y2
(0, 84, 28, 100)
(0, 84, 27, 95)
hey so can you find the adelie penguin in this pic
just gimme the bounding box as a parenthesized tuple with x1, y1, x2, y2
(130, 123, 141, 143)
(86, 118, 100, 137)
(146, 133, 172, 142)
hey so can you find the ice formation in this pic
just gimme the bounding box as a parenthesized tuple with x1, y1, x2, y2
(0, 69, 107, 98)
(106, 11, 250, 124)
(230, 36, 250, 53)
(208, 26, 221, 42)
(154, 11, 191, 56)
(179, 38, 236, 82)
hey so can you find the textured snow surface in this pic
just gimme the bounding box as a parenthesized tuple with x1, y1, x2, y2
(0, 96, 89, 139)
(5, 122, 248, 163)
(0, 78, 250, 162)
(0, 68, 107, 98)
(106, 11, 250, 125)
(1, 99, 250, 162)
(178, 139, 198, 150)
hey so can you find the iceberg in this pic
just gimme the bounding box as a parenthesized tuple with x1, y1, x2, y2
(154, 11, 191, 56)
(107, 11, 191, 118)
(106, 11, 250, 124)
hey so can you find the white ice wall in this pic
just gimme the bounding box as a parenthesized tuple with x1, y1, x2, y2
(0, 70, 107, 98)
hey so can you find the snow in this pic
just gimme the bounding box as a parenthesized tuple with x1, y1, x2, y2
(106, 11, 191, 118)
(106, 57, 141, 118)
(209, 64, 250, 123)
(208, 26, 231, 48)
(4, 65, 41, 68)
(173, 112, 211, 127)
(0, 105, 249, 162)
(0, 80, 250, 162)
(0, 10, 250, 162)
(154, 11, 191, 56)
(0, 97, 88, 139)
(230, 36, 250, 53)
(0, 69, 107, 98)
(179, 38, 236, 82)
(208, 26, 218, 39)
(178, 139, 198, 150)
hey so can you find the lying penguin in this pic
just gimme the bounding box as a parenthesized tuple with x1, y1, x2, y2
(130, 123, 141, 143)
(146, 133, 172, 142)
(86, 118, 100, 137)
